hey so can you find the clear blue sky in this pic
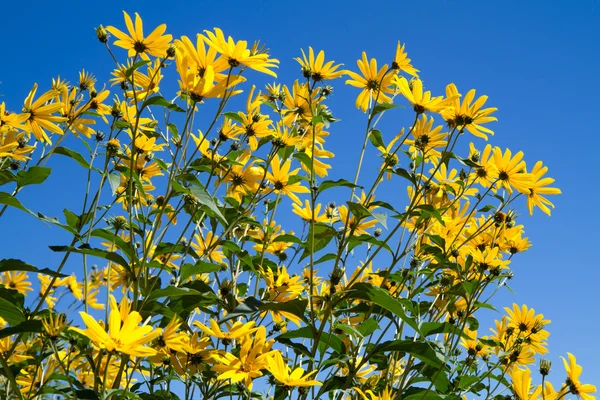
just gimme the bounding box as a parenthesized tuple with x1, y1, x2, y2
(1, 0, 599, 389)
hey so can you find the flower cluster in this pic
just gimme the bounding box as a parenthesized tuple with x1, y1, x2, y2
(0, 11, 592, 400)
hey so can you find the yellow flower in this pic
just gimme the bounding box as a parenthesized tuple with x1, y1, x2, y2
(0, 102, 29, 130)
(292, 200, 329, 223)
(561, 353, 597, 400)
(391, 41, 419, 77)
(510, 367, 542, 400)
(345, 52, 395, 112)
(1, 271, 32, 295)
(211, 326, 273, 390)
(266, 154, 310, 205)
(394, 76, 456, 114)
(22, 83, 67, 143)
(176, 34, 229, 79)
(106, 11, 173, 59)
(491, 147, 534, 194)
(295, 47, 345, 81)
(191, 230, 226, 264)
(442, 83, 498, 139)
(526, 161, 561, 216)
(266, 351, 322, 388)
(202, 28, 279, 77)
(71, 308, 161, 357)
(194, 319, 257, 341)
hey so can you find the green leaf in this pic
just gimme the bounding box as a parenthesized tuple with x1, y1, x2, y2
(49, 245, 130, 271)
(0, 170, 16, 186)
(371, 212, 387, 229)
(368, 129, 385, 148)
(147, 285, 216, 303)
(347, 282, 419, 333)
(317, 179, 361, 195)
(107, 172, 121, 195)
(300, 224, 338, 261)
(114, 120, 131, 129)
(420, 322, 468, 339)
(142, 96, 185, 113)
(358, 319, 379, 337)
(54, 147, 92, 169)
(260, 299, 308, 323)
(16, 166, 51, 187)
(0, 320, 43, 339)
(222, 112, 244, 124)
(188, 184, 227, 225)
(0, 297, 24, 325)
(0, 192, 33, 215)
(125, 59, 151, 79)
(372, 103, 398, 116)
(369, 339, 445, 369)
(180, 261, 222, 282)
(478, 204, 495, 212)
(293, 152, 312, 171)
(279, 327, 345, 354)
(0, 259, 67, 278)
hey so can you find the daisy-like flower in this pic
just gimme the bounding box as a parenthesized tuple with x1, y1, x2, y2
(202, 28, 279, 77)
(266, 351, 322, 388)
(526, 161, 561, 216)
(194, 319, 257, 342)
(391, 41, 419, 77)
(71, 308, 161, 357)
(295, 47, 346, 81)
(266, 154, 310, 205)
(191, 230, 226, 264)
(394, 76, 456, 115)
(1, 271, 33, 295)
(442, 83, 498, 139)
(561, 353, 596, 400)
(345, 52, 395, 112)
(491, 147, 534, 194)
(106, 11, 173, 59)
(22, 84, 67, 143)
(510, 367, 542, 400)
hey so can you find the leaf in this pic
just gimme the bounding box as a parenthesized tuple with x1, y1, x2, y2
(141, 96, 185, 113)
(146, 286, 214, 303)
(0, 320, 43, 339)
(420, 322, 468, 339)
(222, 112, 244, 124)
(347, 282, 419, 333)
(0, 259, 67, 278)
(0, 297, 24, 325)
(16, 166, 51, 187)
(107, 172, 121, 195)
(279, 327, 345, 354)
(371, 212, 387, 229)
(49, 245, 131, 271)
(0, 192, 32, 215)
(372, 103, 398, 116)
(179, 261, 222, 282)
(478, 205, 495, 213)
(54, 147, 92, 169)
(293, 152, 312, 171)
(0, 170, 16, 186)
(300, 224, 338, 261)
(369, 339, 445, 369)
(358, 319, 379, 337)
(188, 185, 227, 225)
(125, 59, 151, 78)
(317, 179, 361, 195)
(260, 299, 308, 323)
(368, 129, 385, 148)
